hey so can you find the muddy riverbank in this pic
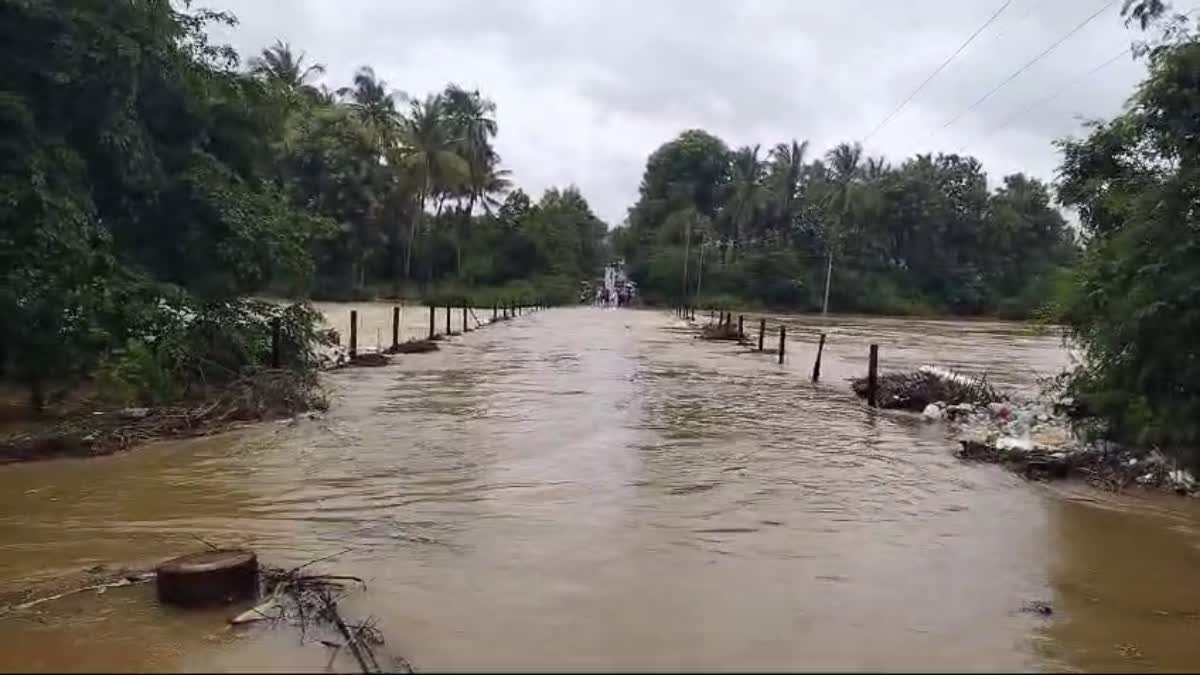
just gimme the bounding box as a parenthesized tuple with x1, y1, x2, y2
(0, 371, 326, 465)
(3, 307, 1200, 671)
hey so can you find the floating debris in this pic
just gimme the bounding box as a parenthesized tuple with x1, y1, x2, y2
(385, 339, 439, 354)
(699, 323, 744, 342)
(949, 395, 1197, 495)
(1, 547, 412, 674)
(347, 353, 391, 368)
(860, 366, 1199, 497)
(1021, 600, 1054, 616)
(851, 366, 1003, 411)
(251, 560, 411, 674)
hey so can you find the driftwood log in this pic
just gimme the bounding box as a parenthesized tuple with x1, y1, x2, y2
(386, 339, 439, 354)
(156, 550, 259, 607)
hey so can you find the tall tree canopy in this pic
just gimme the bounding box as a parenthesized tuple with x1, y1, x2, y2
(0, 0, 608, 409)
(1053, 3, 1200, 465)
(619, 130, 1076, 315)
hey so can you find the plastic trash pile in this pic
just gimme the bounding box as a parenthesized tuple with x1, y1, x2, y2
(915, 370, 1197, 495)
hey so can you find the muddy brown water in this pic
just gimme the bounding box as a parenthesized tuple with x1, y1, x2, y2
(3, 306, 1200, 672)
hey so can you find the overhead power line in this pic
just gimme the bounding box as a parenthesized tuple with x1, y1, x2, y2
(954, 5, 1199, 152)
(863, 0, 1015, 143)
(958, 46, 1133, 151)
(936, 0, 1118, 135)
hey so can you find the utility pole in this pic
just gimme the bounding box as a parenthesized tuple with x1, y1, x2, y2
(822, 247, 833, 315)
(681, 217, 691, 305)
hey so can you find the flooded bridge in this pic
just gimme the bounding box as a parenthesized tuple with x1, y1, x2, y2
(2, 306, 1200, 672)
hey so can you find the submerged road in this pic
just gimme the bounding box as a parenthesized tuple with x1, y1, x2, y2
(2, 307, 1200, 672)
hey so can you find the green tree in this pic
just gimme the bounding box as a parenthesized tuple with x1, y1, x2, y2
(339, 66, 403, 149)
(395, 94, 469, 281)
(764, 139, 810, 244)
(619, 126, 1076, 315)
(719, 144, 765, 262)
(819, 142, 864, 313)
(249, 40, 325, 94)
(442, 84, 504, 276)
(0, 0, 329, 408)
(1054, 33, 1200, 465)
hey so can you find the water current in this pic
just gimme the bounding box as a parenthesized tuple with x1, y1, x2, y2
(2, 306, 1200, 672)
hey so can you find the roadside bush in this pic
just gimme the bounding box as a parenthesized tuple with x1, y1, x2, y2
(95, 299, 334, 406)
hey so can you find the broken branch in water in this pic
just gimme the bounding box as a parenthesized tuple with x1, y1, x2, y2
(244, 559, 405, 674)
(851, 366, 1004, 411)
(188, 533, 220, 551)
(285, 547, 354, 576)
(322, 588, 376, 674)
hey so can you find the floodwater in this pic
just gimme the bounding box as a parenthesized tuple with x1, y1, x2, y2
(3, 306, 1200, 672)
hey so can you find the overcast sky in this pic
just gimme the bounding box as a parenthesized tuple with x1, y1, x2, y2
(208, 0, 1152, 224)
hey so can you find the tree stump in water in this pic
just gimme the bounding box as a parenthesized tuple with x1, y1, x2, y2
(156, 550, 258, 608)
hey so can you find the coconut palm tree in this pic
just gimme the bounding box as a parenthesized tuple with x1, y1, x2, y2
(820, 142, 864, 314)
(474, 166, 512, 215)
(338, 66, 403, 148)
(449, 165, 512, 277)
(249, 40, 325, 90)
(309, 84, 338, 106)
(827, 142, 864, 185)
(394, 95, 469, 281)
(767, 139, 809, 239)
(720, 144, 765, 261)
(443, 85, 498, 175)
(864, 155, 890, 180)
(441, 85, 502, 275)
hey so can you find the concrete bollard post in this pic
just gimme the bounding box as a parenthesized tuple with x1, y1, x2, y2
(868, 344, 879, 408)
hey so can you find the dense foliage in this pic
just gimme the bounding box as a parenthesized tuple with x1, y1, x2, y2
(617, 131, 1078, 316)
(1053, 2, 1200, 467)
(257, 50, 610, 303)
(0, 1, 606, 410)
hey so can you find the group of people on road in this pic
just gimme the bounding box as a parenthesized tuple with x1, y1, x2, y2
(594, 284, 633, 308)
(580, 261, 637, 308)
